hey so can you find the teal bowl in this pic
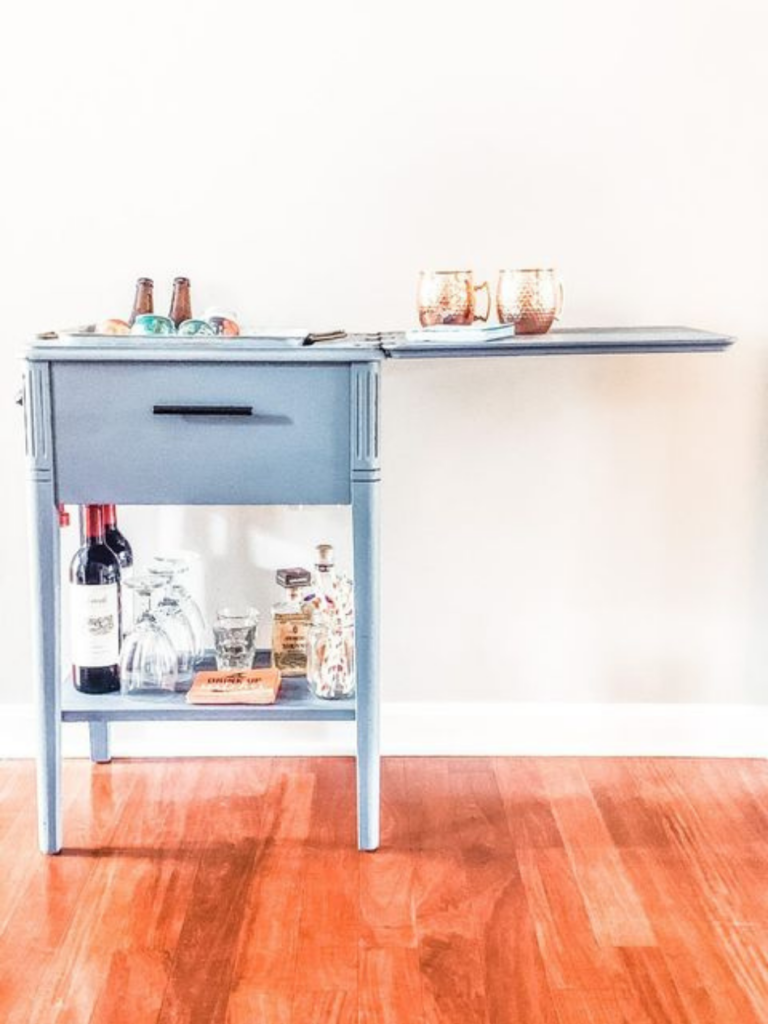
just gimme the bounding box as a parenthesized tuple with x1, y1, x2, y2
(177, 318, 215, 337)
(131, 314, 176, 336)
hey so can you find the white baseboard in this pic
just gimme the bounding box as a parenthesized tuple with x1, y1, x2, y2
(0, 702, 765, 759)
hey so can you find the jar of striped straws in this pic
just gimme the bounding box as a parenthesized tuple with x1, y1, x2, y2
(306, 609, 355, 700)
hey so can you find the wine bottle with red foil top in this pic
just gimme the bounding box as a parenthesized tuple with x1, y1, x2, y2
(102, 505, 133, 580)
(103, 504, 134, 637)
(70, 505, 121, 694)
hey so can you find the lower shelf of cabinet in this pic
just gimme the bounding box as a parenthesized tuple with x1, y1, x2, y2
(61, 675, 356, 723)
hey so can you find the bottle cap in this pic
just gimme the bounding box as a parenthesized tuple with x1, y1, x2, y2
(84, 504, 104, 538)
(276, 567, 312, 588)
(315, 543, 334, 568)
(57, 504, 70, 527)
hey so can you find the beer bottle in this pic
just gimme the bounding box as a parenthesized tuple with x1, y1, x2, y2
(129, 277, 154, 325)
(168, 277, 192, 327)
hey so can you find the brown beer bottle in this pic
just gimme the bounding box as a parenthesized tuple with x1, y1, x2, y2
(129, 277, 154, 325)
(168, 277, 192, 327)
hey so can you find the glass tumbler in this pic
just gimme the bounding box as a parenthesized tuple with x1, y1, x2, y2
(417, 270, 490, 327)
(213, 608, 260, 670)
(496, 269, 563, 335)
(119, 576, 178, 697)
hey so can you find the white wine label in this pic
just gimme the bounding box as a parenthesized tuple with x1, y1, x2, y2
(71, 583, 120, 668)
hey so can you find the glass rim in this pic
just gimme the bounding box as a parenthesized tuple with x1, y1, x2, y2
(419, 269, 474, 276)
(215, 606, 259, 622)
(150, 554, 193, 569)
(498, 267, 557, 274)
(123, 573, 165, 591)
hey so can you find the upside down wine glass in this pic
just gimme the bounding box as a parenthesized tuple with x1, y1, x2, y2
(150, 555, 207, 663)
(119, 576, 178, 697)
(147, 561, 197, 691)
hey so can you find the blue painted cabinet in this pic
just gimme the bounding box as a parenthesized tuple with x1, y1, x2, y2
(22, 328, 732, 854)
(24, 343, 383, 853)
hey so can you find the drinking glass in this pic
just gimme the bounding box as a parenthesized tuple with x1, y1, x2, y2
(496, 269, 563, 335)
(306, 611, 356, 700)
(150, 555, 207, 662)
(213, 607, 259, 670)
(417, 270, 490, 327)
(147, 563, 197, 691)
(119, 576, 178, 697)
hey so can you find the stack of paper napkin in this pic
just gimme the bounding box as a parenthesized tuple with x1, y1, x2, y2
(404, 323, 516, 344)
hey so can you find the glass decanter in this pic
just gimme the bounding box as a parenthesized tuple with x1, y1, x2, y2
(271, 567, 312, 677)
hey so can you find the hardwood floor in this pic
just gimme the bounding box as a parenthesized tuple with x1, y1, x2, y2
(0, 757, 765, 1023)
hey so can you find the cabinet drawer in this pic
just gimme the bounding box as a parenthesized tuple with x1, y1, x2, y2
(52, 363, 351, 505)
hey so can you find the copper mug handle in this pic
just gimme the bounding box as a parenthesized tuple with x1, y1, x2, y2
(554, 280, 564, 322)
(474, 280, 491, 323)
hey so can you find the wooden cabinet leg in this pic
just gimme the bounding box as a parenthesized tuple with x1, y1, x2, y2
(88, 722, 111, 763)
(353, 479, 380, 851)
(351, 362, 381, 852)
(25, 363, 62, 854)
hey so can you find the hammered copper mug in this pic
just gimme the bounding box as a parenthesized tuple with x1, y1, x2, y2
(496, 269, 563, 335)
(418, 270, 491, 327)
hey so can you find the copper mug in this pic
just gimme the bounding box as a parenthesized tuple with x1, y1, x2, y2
(418, 270, 491, 327)
(496, 269, 563, 335)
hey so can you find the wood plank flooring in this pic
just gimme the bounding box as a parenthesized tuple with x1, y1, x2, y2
(0, 756, 765, 1023)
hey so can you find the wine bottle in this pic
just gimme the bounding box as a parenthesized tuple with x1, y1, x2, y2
(102, 505, 133, 580)
(70, 504, 121, 694)
(103, 504, 134, 637)
(168, 277, 192, 328)
(129, 277, 154, 326)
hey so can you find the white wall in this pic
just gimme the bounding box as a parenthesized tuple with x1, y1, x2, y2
(1, 0, 767, 715)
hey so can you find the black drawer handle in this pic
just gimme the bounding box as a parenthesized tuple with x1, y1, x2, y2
(153, 404, 253, 417)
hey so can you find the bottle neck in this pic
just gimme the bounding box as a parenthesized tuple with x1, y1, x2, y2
(83, 505, 105, 544)
(102, 504, 117, 529)
(131, 281, 153, 318)
(170, 279, 192, 325)
(314, 564, 334, 594)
